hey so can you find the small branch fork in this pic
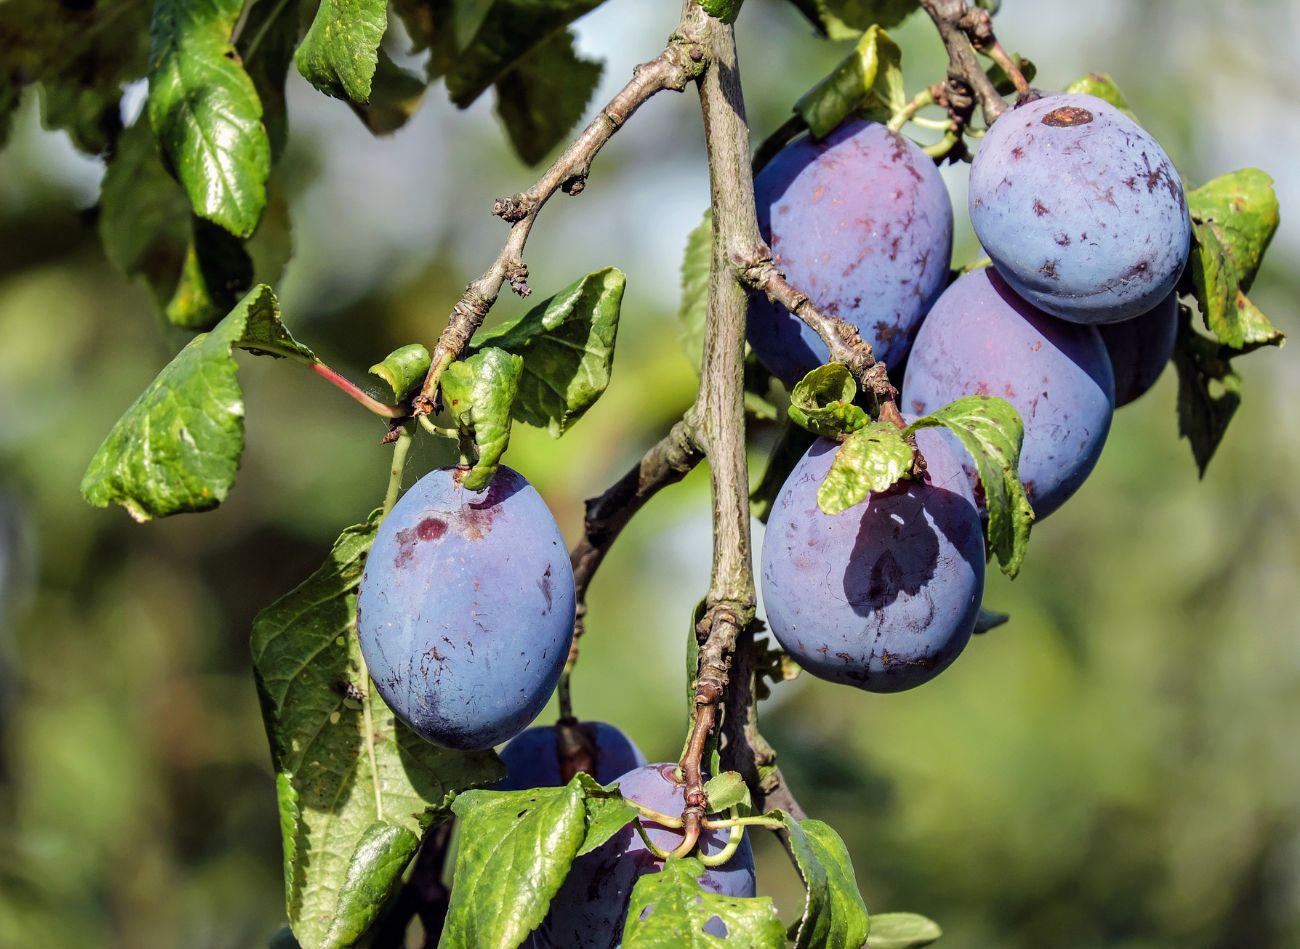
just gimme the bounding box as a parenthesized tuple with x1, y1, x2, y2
(918, 0, 1025, 128)
(409, 35, 708, 416)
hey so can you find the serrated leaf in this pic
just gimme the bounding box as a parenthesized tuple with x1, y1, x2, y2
(369, 344, 432, 403)
(679, 211, 712, 372)
(702, 772, 750, 812)
(817, 421, 913, 515)
(788, 364, 869, 439)
(238, 0, 300, 157)
(773, 813, 870, 949)
(0, 0, 150, 154)
(80, 285, 314, 521)
(321, 821, 421, 948)
(442, 776, 596, 949)
(474, 267, 625, 436)
(350, 48, 428, 134)
(296, 0, 388, 103)
(868, 912, 943, 948)
(445, 0, 606, 108)
(973, 607, 1009, 634)
(1063, 73, 1134, 120)
(906, 395, 1035, 578)
(443, 347, 523, 491)
(495, 29, 602, 166)
(796, 24, 903, 138)
(1186, 169, 1285, 350)
(701, 0, 745, 22)
(147, 0, 270, 237)
(575, 773, 639, 858)
(165, 217, 255, 330)
(1172, 313, 1241, 475)
(620, 857, 786, 948)
(252, 515, 502, 949)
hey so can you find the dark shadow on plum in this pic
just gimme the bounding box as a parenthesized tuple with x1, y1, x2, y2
(842, 486, 941, 615)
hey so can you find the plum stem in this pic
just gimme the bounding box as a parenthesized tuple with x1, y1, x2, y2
(416, 415, 459, 440)
(632, 821, 673, 861)
(409, 26, 710, 417)
(702, 815, 785, 831)
(698, 824, 745, 867)
(628, 802, 686, 830)
(383, 424, 413, 515)
(887, 87, 937, 134)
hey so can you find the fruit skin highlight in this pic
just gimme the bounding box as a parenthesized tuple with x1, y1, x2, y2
(749, 118, 954, 384)
(902, 267, 1115, 519)
(969, 92, 1190, 324)
(357, 465, 575, 752)
(497, 722, 647, 791)
(529, 762, 756, 948)
(761, 427, 986, 693)
(1099, 291, 1179, 407)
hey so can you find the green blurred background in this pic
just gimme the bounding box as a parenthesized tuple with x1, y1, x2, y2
(2, 0, 1298, 946)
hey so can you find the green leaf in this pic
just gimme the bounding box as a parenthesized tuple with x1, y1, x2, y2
(165, 217, 255, 330)
(80, 285, 314, 521)
(443, 347, 524, 491)
(296, 0, 389, 103)
(701, 0, 745, 22)
(786, 0, 917, 43)
(974, 607, 1009, 634)
(391, 0, 458, 79)
(349, 48, 428, 135)
(817, 421, 913, 516)
(906, 395, 1035, 578)
(620, 858, 787, 948)
(238, 0, 301, 157)
(795, 24, 903, 138)
(147, 0, 271, 237)
(445, 0, 607, 108)
(678, 211, 712, 373)
(495, 29, 603, 166)
(443, 776, 597, 949)
(369, 344, 432, 403)
(322, 821, 421, 947)
(788, 364, 870, 439)
(775, 813, 870, 949)
(475, 267, 625, 436)
(1172, 313, 1241, 476)
(751, 422, 817, 523)
(1186, 169, 1285, 350)
(252, 515, 503, 949)
(702, 772, 750, 812)
(0, 0, 151, 154)
(867, 912, 943, 948)
(577, 785, 640, 858)
(1063, 72, 1134, 120)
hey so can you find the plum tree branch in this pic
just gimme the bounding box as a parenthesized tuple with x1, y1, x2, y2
(918, 0, 1010, 126)
(558, 417, 704, 720)
(411, 26, 708, 416)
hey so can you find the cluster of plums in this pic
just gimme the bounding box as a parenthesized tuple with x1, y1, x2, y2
(351, 90, 1188, 943)
(758, 92, 1188, 693)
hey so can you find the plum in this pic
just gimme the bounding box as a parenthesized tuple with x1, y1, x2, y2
(530, 762, 755, 947)
(1098, 291, 1179, 406)
(498, 721, 647, 791)
(902, 268, 1115, 519)
(356, 465, 575, 752)
(761, 427, 985, 692)
(969, 92, 1190, 323)
(749, 119, 954, 384)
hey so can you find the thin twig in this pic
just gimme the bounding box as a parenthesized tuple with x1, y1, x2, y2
(559, 418, 703, 718)
(917, 0, 1009, 126)
(411, 31, 708, 416)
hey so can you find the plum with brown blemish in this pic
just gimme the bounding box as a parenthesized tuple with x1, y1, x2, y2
(747, 119, 954, 384)
(902, 268, 1114, 519)
(1099, 290, 1179, 406)
(760, 427, 985, 693)
(528, 763, 755, 947)
(357, 465, 575, 751)
(969, 92, 1190, 323)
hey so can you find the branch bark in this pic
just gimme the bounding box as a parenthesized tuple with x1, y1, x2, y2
(918, 0, 1011, 126)
(411, 30, 708, 415)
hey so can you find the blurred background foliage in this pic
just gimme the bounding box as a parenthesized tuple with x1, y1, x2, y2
(1, 0, 1298, 946)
